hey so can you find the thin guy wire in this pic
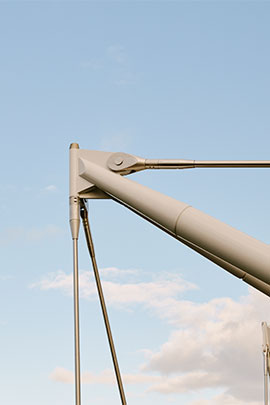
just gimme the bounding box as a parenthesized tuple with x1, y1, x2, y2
(80, 201, 127, 405)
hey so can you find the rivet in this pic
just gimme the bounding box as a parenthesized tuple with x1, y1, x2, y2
(115, 157, 124, 166)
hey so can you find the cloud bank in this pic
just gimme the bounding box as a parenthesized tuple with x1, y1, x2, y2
(35, 268, 268, 404)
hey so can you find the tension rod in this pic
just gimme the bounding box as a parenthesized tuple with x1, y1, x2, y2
(80, 200, 127, 405)
(145, 159, 270, 169)
(107, 152, 270, 174)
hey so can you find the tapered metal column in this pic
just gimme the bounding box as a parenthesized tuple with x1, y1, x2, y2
(69, 143, 82, 405)
(73, 238, 81, 405)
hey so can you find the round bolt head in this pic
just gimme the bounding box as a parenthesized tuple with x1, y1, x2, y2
(115, 157, 124, 166)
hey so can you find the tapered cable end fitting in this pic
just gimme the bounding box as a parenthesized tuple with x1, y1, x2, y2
(69, 143, 80, 240)
(70, 196, 80, 240)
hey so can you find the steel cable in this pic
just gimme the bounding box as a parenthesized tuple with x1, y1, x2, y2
(80, 199, 127, 405)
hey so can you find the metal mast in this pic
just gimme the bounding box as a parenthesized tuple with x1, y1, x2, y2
(69, 144, 270, 404)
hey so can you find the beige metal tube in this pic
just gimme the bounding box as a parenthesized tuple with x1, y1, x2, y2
(111, 194, 270, 296)
(73, 238, 81, 405)
(175, 208, 270, 284)
(79, 158, 270, 286)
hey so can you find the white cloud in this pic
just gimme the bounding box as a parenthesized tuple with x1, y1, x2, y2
(142, 289, 269, 402)
(38, 268, 269, 403)
(49, 365, 262, 405)
(43, 185, 58, 192)
(82, 369, 115, 385)
(188, 393, 261, 405)
(147, 371, 220, 394)
(50, 368, 116, 385)
(107, 45, 125, 64)
(31, 269, 194, 309)
(30, 270, 74, 294)
(99, 266, 139, 279)
(50, 367, 74, 384)
(50, 366, 164, 386)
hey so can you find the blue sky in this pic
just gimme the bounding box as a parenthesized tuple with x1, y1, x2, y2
(1, 2, 270, 404)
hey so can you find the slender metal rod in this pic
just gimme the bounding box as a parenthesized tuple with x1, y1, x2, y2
(80, 202, 127, 405)
(194, 160, 270, 168)
(73, 238, 81, 405)
(145, 159, 270, 170)
(264, 351, 269, 405)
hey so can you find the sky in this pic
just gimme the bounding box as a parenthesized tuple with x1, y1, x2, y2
(0, 1, 270, 405)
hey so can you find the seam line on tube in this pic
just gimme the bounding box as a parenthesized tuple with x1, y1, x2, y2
(174, 205, 192, 235)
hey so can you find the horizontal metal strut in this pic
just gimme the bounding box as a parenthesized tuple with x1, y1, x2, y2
(145, 159, 270, 169)
(107, 152, 270, 174)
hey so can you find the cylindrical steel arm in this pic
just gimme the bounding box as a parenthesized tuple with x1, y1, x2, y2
(79, 158, 270, 286)
(110, 193, 270, 296)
